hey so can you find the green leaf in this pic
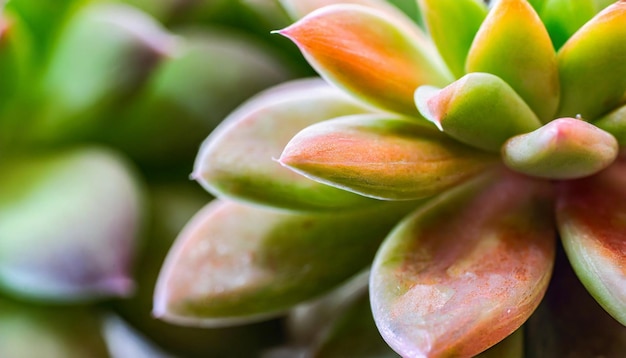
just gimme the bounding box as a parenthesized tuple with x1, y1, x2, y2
(557, 1, 626, 120)
(0, 147, 144, 302)
(279, 113, 496, 200)
(418, 0, 487, 78)
(31, 2, 174, 144)
(416, 72, 542, 152)
(466, 0, 559, 122)
(502, 118, 618, 179)
(594, 103, 626, 146)
(370, 169, 556, 357)
(0, 298, 109, 358)
(556, 156, 626, 325)
(276, 3, 452, 116)
(153, 198, 419, 326)
(538, 0, 596, 50)
(193, 78, 379, 211)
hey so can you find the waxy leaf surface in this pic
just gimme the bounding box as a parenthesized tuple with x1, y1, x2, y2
(466, 0, 559, 122)
(370, 170, 556, 357)
(192, 78, 378, 211)
(0, 148, 143, 301)
(418, 0, 487, 78)
(279, 114, 496, 200)
(277, 4, 452, 116)
(416, 72, 542, 152)
(557, 1, 626, 119)
(556, 156, 626, 325)
(502, 117, 618, 179)
(153, 199, 418, 326)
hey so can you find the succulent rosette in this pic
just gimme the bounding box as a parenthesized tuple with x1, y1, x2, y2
(154, 0, 626, 356)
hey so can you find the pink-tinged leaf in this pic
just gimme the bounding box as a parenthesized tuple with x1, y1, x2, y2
(277, 4, 453, 116)
(557, 1, 626, 120)
(0, 147, 144, 302)
(595, 103, 626, 146)
(416, 72, 541, 152)
(466, 0, 559, 122)
(556, 157, 626, 325)
(279, 114, 497, 200)
(526, 246, 626, 357)
(418, 0, 487, 78)
(502, 117, 618, 179)
(370, 169, 556, 357)
(192, 78, 378, 211)
(476, 328, 524, 358)
(153, 199, 419, 327)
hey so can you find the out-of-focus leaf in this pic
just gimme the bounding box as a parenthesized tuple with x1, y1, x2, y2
(502, 117, 618, 179)
(31, 2, 175, 144)
(476, 328, 524, 358)
(556, 156, 626, 325)
(101, 28, 289, 172)
(193, 78, 378, 211)
(279, 113, 496, 200)
(153, 198, 419, 326)
(416, 72, 541, 152)
(467, 0, 559, 122)
(526, 245, 626, 357)
(418, 0, 487, 78)
(0, 147, 144, 301)
(557, 1, 626, 120)
(277, 4, 452, 116)
(370, 169, 555, 357)
(0, 298, 109, 358)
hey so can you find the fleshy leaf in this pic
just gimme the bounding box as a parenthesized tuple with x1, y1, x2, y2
(31, 2, 175, 144)
(415, 72, 542, 152)
(476, 328, 524, 358)
(556, 156, 626, 325)
(595, 103, 626, 146)
(466, 0, 559, 122)
(417, 0, 487, 78)
(192, 78, 379, 211)
(276, 4, 453, 116)
(0, 298, 109, 358)
(153, 199, 419, 326)
(0, 148, 144, 301)
(502, 117, 618, 179)
(557, 1, 626, 119)
(370, 169, 556, 357)
(526, 246, 626, 357)
(279, 113, 497, 200)
(538, 0, 596, 50)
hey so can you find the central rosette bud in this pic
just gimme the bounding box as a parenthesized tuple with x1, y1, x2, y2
(415, 72, 619, 180)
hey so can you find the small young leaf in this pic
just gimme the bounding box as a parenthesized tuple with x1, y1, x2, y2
(557, 1, 626, 120)
(502, 118, 618, 179)
(467, 0, 559, 122)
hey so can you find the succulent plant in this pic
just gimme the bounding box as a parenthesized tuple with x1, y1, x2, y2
(155, 0, 626, 356)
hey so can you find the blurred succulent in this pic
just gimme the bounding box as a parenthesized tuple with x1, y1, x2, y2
(0, 0, 296, 355)
(155, 0, 626, 356)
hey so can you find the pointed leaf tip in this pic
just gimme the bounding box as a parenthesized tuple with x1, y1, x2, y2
(278, 4, 452, 116)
